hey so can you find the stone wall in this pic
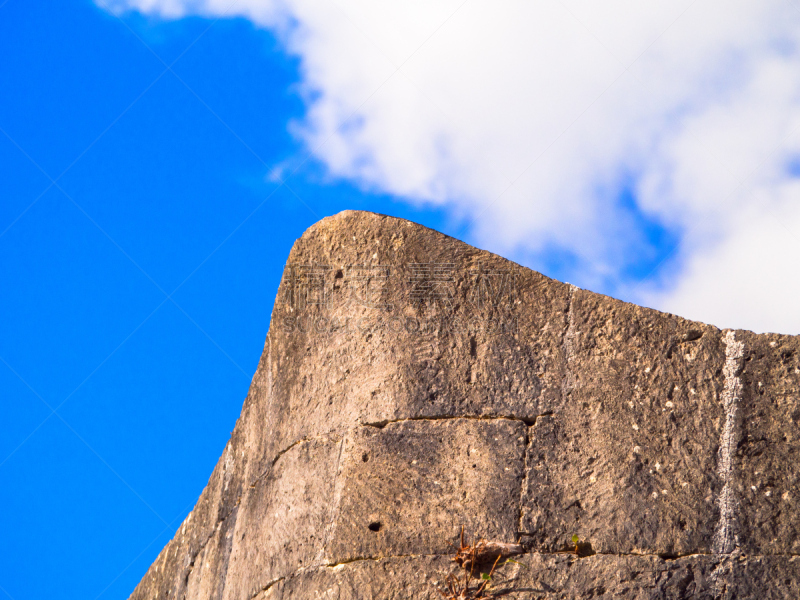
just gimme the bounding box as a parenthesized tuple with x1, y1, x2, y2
(129, 211, 800, 599)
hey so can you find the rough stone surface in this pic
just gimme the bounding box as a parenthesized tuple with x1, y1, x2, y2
(222, 436, 342, 600)
(258, 554, 800, 600)
(731, 331, 800, 555)
(325, 418, 526, 563)
(520, 290, 728, 556)
(128, 211, 800, 600)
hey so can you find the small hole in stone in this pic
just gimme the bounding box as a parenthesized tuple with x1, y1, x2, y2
(362, 452, 369, 462)
(368, 522, 382, 532)
(682, 329, 703, 342)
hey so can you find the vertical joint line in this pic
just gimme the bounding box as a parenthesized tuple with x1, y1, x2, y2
(517, 422, 532, 535)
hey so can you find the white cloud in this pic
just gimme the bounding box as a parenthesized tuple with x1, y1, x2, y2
(102, 0, 800, 333)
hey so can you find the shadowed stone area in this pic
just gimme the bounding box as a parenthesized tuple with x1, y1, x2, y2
(128, 211, 800, 600)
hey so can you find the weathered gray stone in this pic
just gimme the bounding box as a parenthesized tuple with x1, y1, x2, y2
(732, 331, 800, 555)
(222, 437, 342, 600)
(257, 553, 800, 599)
(324, 418, 526, 563)
(258, 556, 452, 600)
(264, 212, 569, 443)
(127, 211, 800, 600)
(184, 507, 237, 600)
(521, 289, 728, 556)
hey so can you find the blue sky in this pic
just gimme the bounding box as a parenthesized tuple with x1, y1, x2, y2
(4, 1, 800, 599)
(0, 3, 452, 599)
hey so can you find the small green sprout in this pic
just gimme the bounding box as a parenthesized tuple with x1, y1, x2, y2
(501, 558, 526, 568)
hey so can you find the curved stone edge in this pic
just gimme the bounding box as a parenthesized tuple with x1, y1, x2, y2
(127, 211, 800, 600)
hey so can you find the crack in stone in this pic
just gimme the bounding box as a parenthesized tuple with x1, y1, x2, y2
(517, 422, 532, 535)
(178, 504, 239, 599)
(247, 436, 316, 490)
(262, 549, 800, 586)
(322, 552, 445, 568)
(250, 548, 800, 599)
(512, 285, 578, 542)
(246, 576, 284, 600)
(361, 413, 543, 429)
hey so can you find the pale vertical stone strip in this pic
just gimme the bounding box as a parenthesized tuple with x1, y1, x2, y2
(561, 284, 579, 399)
(711, 330, 745, 599)
(712, 330, 744, 554)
